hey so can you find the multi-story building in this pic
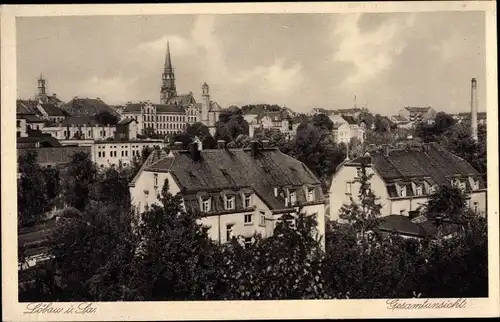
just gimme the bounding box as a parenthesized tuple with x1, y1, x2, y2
(42, 116, 117, 141)
(129, 140, 326, 248)
(329, 114, 366, 145)
(248, 111, 299, 139)
(122, 42, 222, 136)
(16, 101, 46, 133)
(329, 143, 487, 221)
(395, 106, 437, 126)
(92, 139, 165, 168)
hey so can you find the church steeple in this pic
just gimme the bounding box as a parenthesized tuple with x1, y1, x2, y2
(36, 73, 47, 101)
(161, 41, 177, 103)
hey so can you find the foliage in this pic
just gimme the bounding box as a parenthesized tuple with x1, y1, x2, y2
(215, 106, 249, 142)
(311, 113, 334, 131)
(425, 185, 467, 220)
(18, 150, 49, 227)
(61, 152, 97, 212)
(241, 104, 283, 114)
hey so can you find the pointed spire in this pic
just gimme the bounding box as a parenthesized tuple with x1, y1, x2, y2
(164, 41, 173, 72)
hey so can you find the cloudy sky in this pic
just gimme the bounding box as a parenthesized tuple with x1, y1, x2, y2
(17, 11, 486, 115)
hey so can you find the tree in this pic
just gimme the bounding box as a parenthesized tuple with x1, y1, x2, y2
(186, 122, 211, 141)
(425, 185, 467, 220)
(128, 179, 220, 300)
(90, 162, 132, 211)
(215, 106, 249, 142)
(42, 167, 61, 210)
(18, 150, 49, 227)
(311, 114, 333, 131)
(338, 161, 382, 238)
(61, 152, 97, 212)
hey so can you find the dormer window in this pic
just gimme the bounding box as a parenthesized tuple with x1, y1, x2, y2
(429, 185, 436, 194)
(472, 178, 479, 190)
(400, 185, 407, 197)
(307, 187, 315, 202)
(201, 197, 211, 212)
(288, 189, 296, 206)
(415, 184, 422, 196)
(243, 193, 252, 208)
(225, 195, 235, 210)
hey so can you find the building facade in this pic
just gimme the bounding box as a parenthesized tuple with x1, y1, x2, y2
(395, 106, 437, 127)
(248, 111, 298, 139)
(92, 140, 165, 168)
(129, 141, 326, 248)
(329, 114, 366, 144)
(122, 42, 222, 137)
(329, 143, 487, 221)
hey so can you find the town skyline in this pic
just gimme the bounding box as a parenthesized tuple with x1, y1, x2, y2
(17, 11, 486, 115)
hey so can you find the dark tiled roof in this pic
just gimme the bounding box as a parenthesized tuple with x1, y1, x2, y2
(341, 115, 357, 125)
(41, 103, 65, 116)
(166, 94, 196, 106)
(349, 143, 484, 188)
(209, 101, 222, 112)
(156, 104, 186, 113)
(391, 115, 409, 122)
(20, 114, 45, 123)
(118, 117, 137, 125)
(145, 148, 323, 211)
(122, 103, 142, 113)
(377, 215, 464, 239)
(61, 97, 117, 117)
(17, 100, 38, 115)
(63, 116, 103, 126)
(17, 135, 62, 148)
(405, 106, 431, 113)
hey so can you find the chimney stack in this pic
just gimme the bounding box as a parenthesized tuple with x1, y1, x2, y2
(250, 140, 259, 158)
(382, 144, 391, 157)
(217, 140, 226, 149)
(189, 142, 201, 162)
(471, 78, 478, 142)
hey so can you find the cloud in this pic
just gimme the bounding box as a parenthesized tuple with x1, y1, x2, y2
(331, 13, 416, 87)
(233, 60, 303, 95)
(77, 75, 140, 104)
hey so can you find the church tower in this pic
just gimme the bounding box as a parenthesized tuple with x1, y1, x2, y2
(160, 41, 177, 103)
(201, 82, 210, 124)
(36, 74, 47, 101)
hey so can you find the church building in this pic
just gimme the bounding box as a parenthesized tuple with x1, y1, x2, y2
(121, 42, 222, 136)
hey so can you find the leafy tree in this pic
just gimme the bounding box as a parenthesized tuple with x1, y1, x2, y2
(215, 106, 249, 142)
(254, 128, 294, 154)
(186, 122, 211, 141)
(214, 213, 328, 300)
(18, 150, 49, 227)
(61, 152, 97, 212)
(338, 161, 382, 238)
(311, 113, 333, 131)
(90, 162, 132, 211)
(226, 134, 251, 148)
(425, 185, 467, 220)
(128, 179, 220, 300)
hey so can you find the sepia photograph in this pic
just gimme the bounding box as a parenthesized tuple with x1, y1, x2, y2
(1, 2, 499, 321)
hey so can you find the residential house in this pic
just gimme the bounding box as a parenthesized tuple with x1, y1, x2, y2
(45, 116, 117, 141)
(16, 100, 46, 133)
(329, 143, 487, 221)
(397, 106, 437, 126)
(129, 140, 326, 248)
(390, 115, 413, 129)
(249, 111, 298, 139)
(329, 114, 366, 144)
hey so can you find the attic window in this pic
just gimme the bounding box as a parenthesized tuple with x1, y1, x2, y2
(472, 178, 479, 190)
(307, 187, 315, 202)
(400, 185, 407, 197)
(415, 184, 422, 196)
(225, 195, 235, 210)
(201, 197, 211, 212)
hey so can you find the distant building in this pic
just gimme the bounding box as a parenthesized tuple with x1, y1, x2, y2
(16, 100, 46, 134)
(42, 116, 117, 141)
(396, 106, 437, 126)
(34, 74, 64, 108)
(329, 143, 487, 221)
(248, 110, 298, 139)
(18, 146, 92, 168)
(92, 139, 165, 168)
(456, 111, 487, 126)
(61, 96, 118, 118)
(129, 141, 326, 248)
(329, 115, 366, 144)
(116, 118, 139, 140)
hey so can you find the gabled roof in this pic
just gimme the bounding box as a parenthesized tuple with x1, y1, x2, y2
(17, 100, 38, 115)
(377, 214, 464, 239)
(40, 103, 65, 116)
(118, 117, 138, 125)
(209, 101, 222, 112)
(20, 114, 45, 123)
(144, 148, 323, 211)
(17, 135, 62, 148)
(166, 93, 196, 106)
(61, 97, 117, 117)
(63, 116, 103, 126)
(405, 106, 431, 113)
(341, 115, 357, 125)
(347, 143, 484, 188)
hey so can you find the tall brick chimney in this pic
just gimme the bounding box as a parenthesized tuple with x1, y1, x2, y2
(471, 78, 478, 142)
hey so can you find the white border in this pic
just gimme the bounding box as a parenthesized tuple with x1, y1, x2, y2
(2, 2, 499, 321)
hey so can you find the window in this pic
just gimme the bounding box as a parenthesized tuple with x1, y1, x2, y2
(259, 212, 266, 226)
(356, 167, 363, 178)
(154, 173, 158, 187)
(102, 151, 106, 158)
(307, 188, 314, 202)
(244, 237, 252, 248)
(345, 182, 352, 195)
(225, 195, 235, 210)
(286, 217, 296, 229)
(121, 150, 125, 157)
(244, 194, 252, 208)
(429, 185, 436, 194)
(226, 225, 233, 241)
(473, 202, 479, 213)
(289, 189, 296, 205)
(244, 214, 252, 224)
(16, 120, 20, 127)
(202, 197, 211, 212)
(415, 184, 422, 196)
(400, 185, 406, 197)
(473, 179, 479, 190)
(98, 151, 102, 158)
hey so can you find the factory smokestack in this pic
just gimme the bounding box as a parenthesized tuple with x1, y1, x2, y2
(470, 78, 478, 142)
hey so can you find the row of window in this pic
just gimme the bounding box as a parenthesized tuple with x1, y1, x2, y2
(143, 122, 188, 130)
(142, 115, 197, 122)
